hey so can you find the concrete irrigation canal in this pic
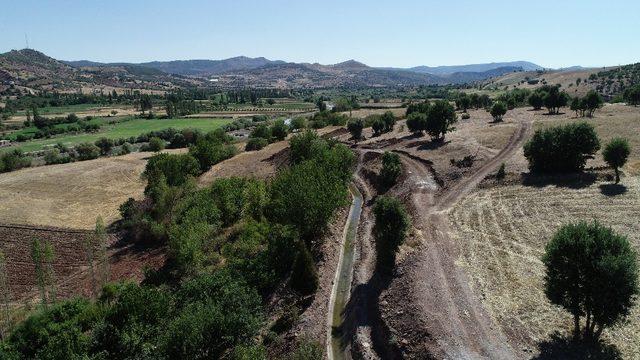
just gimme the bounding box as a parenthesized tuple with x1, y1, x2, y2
(327, 184, 364, 360)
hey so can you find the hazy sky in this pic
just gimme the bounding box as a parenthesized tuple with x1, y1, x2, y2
(1, 0, 638, 68)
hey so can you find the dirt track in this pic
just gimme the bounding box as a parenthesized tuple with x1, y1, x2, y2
(360, 119, 532, 359)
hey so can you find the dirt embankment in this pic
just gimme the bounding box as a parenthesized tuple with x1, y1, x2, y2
(334, 113, 532, 359)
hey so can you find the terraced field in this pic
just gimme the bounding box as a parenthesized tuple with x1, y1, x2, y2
(449, 177, 640, 358)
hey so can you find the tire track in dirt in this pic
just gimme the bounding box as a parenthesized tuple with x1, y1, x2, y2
(382, 119, 531, 359)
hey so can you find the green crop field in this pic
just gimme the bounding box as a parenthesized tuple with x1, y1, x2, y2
(3, 117, 232, 153)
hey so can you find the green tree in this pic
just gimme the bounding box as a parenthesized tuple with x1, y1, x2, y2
(144, 153, 201, 188)
(623, 84, 640, 106)
(74, 143, 100, 161)
(250, 124, 272, 141)
(406, 112, 427, 135)
(456, 93, 471, 112)
(380, 151, 402, 188)
(603, 138, 630, 183)
(371, 118, 385, 136)
(373, 196, 410, 273)
(583, 90, 604, 117)
(425, 100, 457, 142)
(489, 101, 507, 122)
(523, 122, 600, 173)
(543, 221, 639, 340)
(528, 92, 544, 110)
(381, 111, 396, 132)
(139, 94, 153, 114)
(540, 85, 569, 114)
(347, 118, 364, 142)
(290, 243, 318, 295)
(245, 137, 268, 151)
(270, 120, 288, 141)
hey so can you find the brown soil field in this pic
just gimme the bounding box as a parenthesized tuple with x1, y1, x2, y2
(449, 176, 640, 359)
(0, 150, 183, 229)
(0, 224, 165, 307)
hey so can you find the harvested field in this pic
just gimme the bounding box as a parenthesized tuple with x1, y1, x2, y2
(0, 151, 185, 229)
(449, 177, 640, 358)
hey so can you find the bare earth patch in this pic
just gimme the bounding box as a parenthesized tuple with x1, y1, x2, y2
(449, 177, 640, 358)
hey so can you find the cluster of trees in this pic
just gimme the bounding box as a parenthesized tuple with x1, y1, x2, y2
(309, 111, 349, 129)
(453, 92, 492, 111)
(529, 85, 570, 114)
(245, 120, 289, 151)
(331, 96, 360, 112)
(544, 221, 638, 341)
(164, 94, 200, 118)
(2, 130, 350, 359)
(406, 100, 457, 142)
(623, 84, 640, 106)
(367, 111, 396, 136)
(524, 122, 601, 173)
(524, 122, 631, 183)
(570, 90, 604, 117)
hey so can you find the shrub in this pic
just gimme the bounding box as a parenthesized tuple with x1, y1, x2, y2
(148, 137, 166, 152)
(495, 163, 506, 180)
(371, 118, 385, 136)
(380, 151, 401, 188)
(245, 137, 269, 151)
(373, 196, 410, 273)
(250, 124, 271, 141)
(543, 221, 638, 340)
(119, 142, 133, 155)
(0, 150, 31, 172)
(603, 138, 630, 183)
(489, 102, 507, 122)
(74, 143, 100, 161)
(461, 112, 470, 120)
(289, 117, 306, 131)
(623, 84, 640, 106)
(523, 122, 600, 173)
(189, 137, 237, 172)
(95, 137, 114, 156)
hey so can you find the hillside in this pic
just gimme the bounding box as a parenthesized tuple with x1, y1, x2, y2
(407, 61, 543, 75)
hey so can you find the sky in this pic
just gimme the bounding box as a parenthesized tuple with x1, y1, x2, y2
(1, 0, 638, 69)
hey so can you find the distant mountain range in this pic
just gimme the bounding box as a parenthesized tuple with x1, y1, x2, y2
(1, 48, 555, 91)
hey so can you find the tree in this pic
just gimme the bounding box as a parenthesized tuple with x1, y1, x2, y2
(94, 137, 114, 156)
(270, 120, 288, 141)
(528, 92, 544, 110)
(425, 100, 457, 142)
(623, 84, 640, 106)
(139, 95, 153, 114)
(381, 111, 396, 132)
(347, 118, 364, 141)
(245, 137, 268, 151)
(489, 101, 507, 122)
(371, 118, 385, 136)
(290, 242, 318, 295)
(189, 137, 237, 172)
(603, 138, 630, 183)
(144, 153, 201, 188)
(380, 151, 401, 188)
(583, 90, 604, 117)
(570, 96, 585, 117)
(523, 122, 600, 173)
(31, 239, 56, 307)
(250, 124, 272, 141)
(541, 85, 569, 114)
(406, 112, 427, 135)
(543, 221, 638, 340)
(456, 93, 471, 112)
(373, 196, 410, 273)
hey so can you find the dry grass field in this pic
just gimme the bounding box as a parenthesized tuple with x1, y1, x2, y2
(338, 107, 406, 119)
(0, 151, 184, 229)
(449, 176, 640, 358)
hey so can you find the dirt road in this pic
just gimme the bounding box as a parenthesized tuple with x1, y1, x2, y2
(377, 119, 531, 359)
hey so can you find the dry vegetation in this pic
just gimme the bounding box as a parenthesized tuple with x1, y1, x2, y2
(449, 177, 640, 358)
(0, 151, 184, 229)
